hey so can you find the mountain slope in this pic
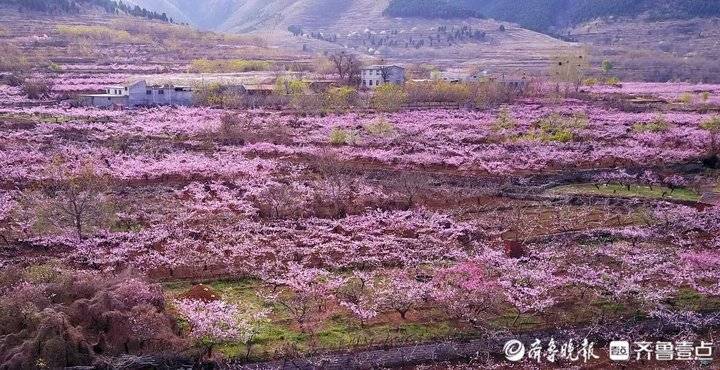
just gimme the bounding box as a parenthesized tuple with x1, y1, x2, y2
(0, 0, 171, 22)
(127, 0, 386, 32)
(126, 0, 720, 35)
(567, 17, 720, 82)
(125, 0, 189, 23)
(383, 0, 480, 19)
(454, 0, 720, 32)
(123, 0, 576, 75)
(126, 0, 238, 28)
(221, 0, 387, 33)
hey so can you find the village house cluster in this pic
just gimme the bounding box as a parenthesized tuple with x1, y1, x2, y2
(79, 64, 527, 108)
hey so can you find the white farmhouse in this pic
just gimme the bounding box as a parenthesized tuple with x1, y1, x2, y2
(360, 65, 405, 89)
(79, 80, 193, 108)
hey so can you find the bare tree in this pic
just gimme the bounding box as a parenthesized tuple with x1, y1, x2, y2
(395, 172, 426, 210)
(253, 181, 307, 219)
(27, 163, 113, 239)
(380, 67, 390, 84)
(701, 116, 720, 157)
(328, 51, 361, 85)
(550, 48, 590, 93)
(310, 150, 361, 218)
(21, 78, 54, 100)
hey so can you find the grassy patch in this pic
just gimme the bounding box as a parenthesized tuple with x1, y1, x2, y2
(217, 322, 307, 361)
(592, 299, 632, 316)
(492, 311, 544, 330)
(164, 278, 719, 362)
(633, 115, 670, 133)
(673, 288, 704, 311)
(313, 319, 456, 350)
(550, 183, 700, 202)
(517, 112, 588, 143)
(672, 288, 720, 311)
(163, 279, 467, 361)
(57, 25, 134, 43)
(189, 59, 271, 73)
(165, 278, 267, 308)
(329, 127, 358, 146)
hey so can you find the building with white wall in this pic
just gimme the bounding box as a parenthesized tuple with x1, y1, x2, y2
(360, 65, 405, 89)
(79, 80, 193, 107)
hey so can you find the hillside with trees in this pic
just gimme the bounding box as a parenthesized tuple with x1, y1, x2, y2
(458, 0, 720, 32)
(70, 0, 720, 82)
(383, 0, 481, 19)
(386, 0, 720, 32)
(123, 0, 720, 34)
(0, 0, 171, 22)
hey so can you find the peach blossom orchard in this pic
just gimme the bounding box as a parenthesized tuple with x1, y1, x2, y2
(1, 79, 720, 365)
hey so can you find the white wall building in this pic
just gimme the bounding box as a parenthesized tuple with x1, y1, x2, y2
(360, 65, 405, 89)
(79, 80, 193, 108)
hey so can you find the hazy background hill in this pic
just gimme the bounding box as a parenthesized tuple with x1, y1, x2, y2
(125, 0, 238, 29)
(126, 0, 720, 33)
(73, 0, 720, 81)
(458, 0, 720, 32)
(0, 0, 171, 21)
(122, 0, 574, 75)
(126, 0, 389, 32)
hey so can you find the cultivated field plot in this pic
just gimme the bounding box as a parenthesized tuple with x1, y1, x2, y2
(568, 17, 720, 82)
(1, 80, 719, 367)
